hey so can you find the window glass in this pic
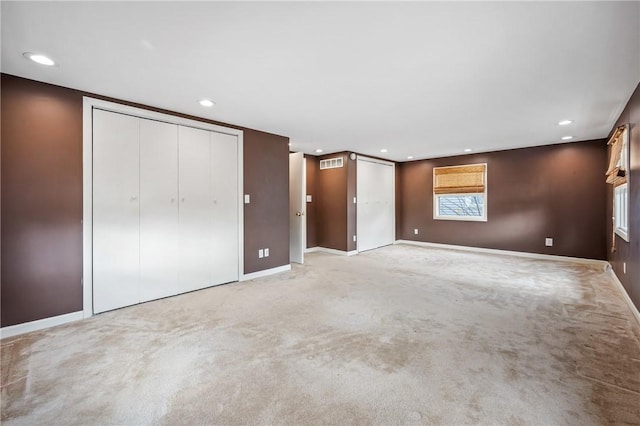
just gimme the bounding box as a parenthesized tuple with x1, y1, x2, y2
(437, 195, 484, 218)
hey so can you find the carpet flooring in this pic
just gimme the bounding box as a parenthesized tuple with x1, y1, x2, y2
(1, 244, 639, 425)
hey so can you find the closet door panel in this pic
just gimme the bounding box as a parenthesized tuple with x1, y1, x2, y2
(92, 110, 140, 313)
(210, 132, 239, 284)
(139, 119, 179, 302)
(357, 159, 395, 252)
(178, 126, 212, 293)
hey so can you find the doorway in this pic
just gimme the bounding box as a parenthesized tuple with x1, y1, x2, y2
(289, 152, 306, 263)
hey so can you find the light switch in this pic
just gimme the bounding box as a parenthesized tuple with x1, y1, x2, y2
(414, 229, 419, 235)
(244, 194, 250, 204)
(353, 197, 357, 204)
(306, 195, 312, 203)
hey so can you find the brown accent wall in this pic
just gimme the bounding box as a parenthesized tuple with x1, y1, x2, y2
(1, 75, 84, 327)
(397, 140, 608, 260)
(607, 82, 640, 309)
(242, 130, 290, 274)
(1, 74, 289, 327)
(305, 155, 319, 248)
(317, 152, 349, 251)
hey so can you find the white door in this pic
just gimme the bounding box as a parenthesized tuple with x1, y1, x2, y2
(178, 126, 212, 293)
(139, 118, 179, 303)
(357, 158, 395, 252)
(92, 110, 140, 313)
(210, 131, 239, 284)
(289, 152, 305, 264)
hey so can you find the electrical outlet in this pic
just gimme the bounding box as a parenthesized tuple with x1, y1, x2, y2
(414, 229, 419, 235)
(545, 238, 553, 247)
(623, 262, 626, 274)
(258, 249, 264, 258)
(264, 248, 269, 257)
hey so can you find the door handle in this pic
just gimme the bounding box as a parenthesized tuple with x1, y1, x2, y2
(296, 211, 305, 216)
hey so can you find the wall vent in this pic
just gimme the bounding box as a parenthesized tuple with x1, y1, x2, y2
(320, 157, 343, 170)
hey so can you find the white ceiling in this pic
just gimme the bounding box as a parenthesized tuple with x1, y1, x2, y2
(2, 1, 639, 161)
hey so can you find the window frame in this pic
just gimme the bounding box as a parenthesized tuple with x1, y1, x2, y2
(433, 163, 488, 222)
(614, 125, 630, 241)
(614, 183, 629, 241)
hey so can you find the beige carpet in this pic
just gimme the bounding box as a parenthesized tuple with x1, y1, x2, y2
(2, 244, 639, 425)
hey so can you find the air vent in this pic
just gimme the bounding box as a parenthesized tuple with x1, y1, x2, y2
(320, 157, 343, 170)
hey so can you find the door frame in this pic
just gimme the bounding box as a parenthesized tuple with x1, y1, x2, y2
(356, 155, 396, 253)
(289, 152, 306, 264)
(82, 97, 244, 318)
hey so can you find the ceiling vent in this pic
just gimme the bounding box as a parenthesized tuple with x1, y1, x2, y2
(320, 157, 343, 170)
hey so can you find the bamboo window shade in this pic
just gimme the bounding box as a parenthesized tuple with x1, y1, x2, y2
(434, 164, 486, 194)
(605, 125, 628, 186)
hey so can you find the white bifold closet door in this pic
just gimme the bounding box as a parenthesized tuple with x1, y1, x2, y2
(178, 126, 214, 294)
(93, 110, 141, 313)
(210, 131, 239, 284)
(93, 109, 239, 314)
(356, 158, 395, 252)
(139, 119, 179, 303)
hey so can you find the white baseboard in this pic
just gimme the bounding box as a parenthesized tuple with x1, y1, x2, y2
(305, 246, 358, 256)
(0, 311, 84, 340)
(241, 264, 291, 281)
(394, 240, 608, 268)
(608, 269, 640, 325)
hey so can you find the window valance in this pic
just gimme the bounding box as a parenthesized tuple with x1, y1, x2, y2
(434, 164, 486, 194)
(606, 125, 628, 186)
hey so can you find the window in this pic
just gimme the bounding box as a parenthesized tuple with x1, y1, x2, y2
(615, 183, 628, 241)
(607, 125, 629, 242)
(433, 163, 487, 221)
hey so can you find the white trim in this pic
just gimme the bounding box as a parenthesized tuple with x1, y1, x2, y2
(82, 98, 94, 318)
(82, 97, 244, 317)
(237, 130, 245, 281)
(302, 158, 307, 260)
(241, 264, 291, 281)
(305, 247, 358, 256)
(394, 240, 609, 267)
(608, 268, 640, 325)
(614, 183, 629, 242)
(0, 311, 83, 340)
(433, 163, 488, 222)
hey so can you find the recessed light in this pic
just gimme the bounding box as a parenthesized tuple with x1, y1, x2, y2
(23, 52, 55, 66)
(561, 136, 573, 140)
(407, 156, 414, 159)
(199, 99, 215, 107)
(558, 120, 573, 126)
(380, 149, 388, 153)
(464, 148, 472, 152)
(315, 149, 323, 153)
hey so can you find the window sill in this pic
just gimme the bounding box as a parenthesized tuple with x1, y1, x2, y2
(615, 228, 629, 243)
(434, 216, 487, 222)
